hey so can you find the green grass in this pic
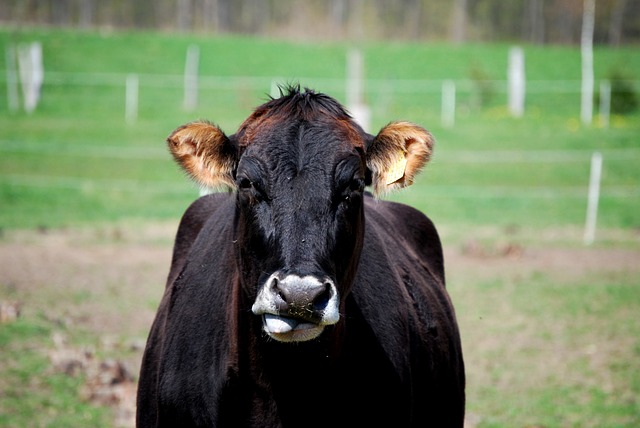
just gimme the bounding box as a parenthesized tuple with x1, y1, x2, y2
(0, 27, 639, 231)
(0, 27, 638, 426)
(450, 267, 640, 427)
(0, 316, 111, 427)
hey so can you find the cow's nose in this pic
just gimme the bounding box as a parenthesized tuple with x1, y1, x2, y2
(252, 273, 340, 328)
(270, 274, 335, 315)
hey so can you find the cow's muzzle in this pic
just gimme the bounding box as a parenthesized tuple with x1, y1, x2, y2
(251, 273, 339, 342)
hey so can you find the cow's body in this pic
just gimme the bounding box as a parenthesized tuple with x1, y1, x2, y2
(137, 87, 464, 427)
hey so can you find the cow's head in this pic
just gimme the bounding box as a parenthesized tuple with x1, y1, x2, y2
(167, 87, 433, 342)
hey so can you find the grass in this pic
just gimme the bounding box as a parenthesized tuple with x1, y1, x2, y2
(0, 316, 112, 427)
(0, 27, 639, 230)
(0, 27, 639, 427)
(2, 225, 638, 428)
(449, 264, 640, 427)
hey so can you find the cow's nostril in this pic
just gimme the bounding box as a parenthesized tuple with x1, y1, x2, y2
(313, 283, 333, 311)
(270, 277, 287, 303)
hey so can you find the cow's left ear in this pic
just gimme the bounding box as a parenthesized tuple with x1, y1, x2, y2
(365, 121, 434, 195)
(167, 120, 239, 191)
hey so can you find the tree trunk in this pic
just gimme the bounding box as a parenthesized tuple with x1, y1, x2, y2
(450, 0, 467, 44)
(177, 0, 193, 32)
(202, 0, 217, 32)
(524, 0, 545, 44)
(581, 0, 596, 125)
(79, 0, 96, 28)
(608, 0, 626, 46)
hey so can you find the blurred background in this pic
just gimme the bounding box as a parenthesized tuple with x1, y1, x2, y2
(2, 0, 640, 44)
(0, 1, 639, 427)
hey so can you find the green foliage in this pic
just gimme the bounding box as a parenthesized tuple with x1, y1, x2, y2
(595, 68, 639, 115)
(609, 69, 639, 114)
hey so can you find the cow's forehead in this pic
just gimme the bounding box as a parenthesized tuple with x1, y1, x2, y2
(234, 92, 366, 152)
(238, 118, 365, 184)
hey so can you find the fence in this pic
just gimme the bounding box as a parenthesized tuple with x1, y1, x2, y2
(4, 69, 638, 128)
(1, 67, 639, 242)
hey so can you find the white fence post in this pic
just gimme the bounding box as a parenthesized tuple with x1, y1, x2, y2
(508, 47, 525, 118)
(184, 44, 199, 111)
(17, 42, 43, 114)
(441, 79, 456, 128)
(347, 49, 370, 132)
(580, 0, 595, 125)
(584, 151, 602, 245)
(125, 73, 139, 125)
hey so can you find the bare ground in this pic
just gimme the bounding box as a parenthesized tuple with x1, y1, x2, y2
(1, 222, 638, 427)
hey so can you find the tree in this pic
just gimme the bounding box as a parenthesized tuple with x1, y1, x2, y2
(524, 0, 545, 44)
(608, 0, 627, 45)
(177, 0, 193, 31)
(450, 0, 467, 43)
(581, 0, 596, 125)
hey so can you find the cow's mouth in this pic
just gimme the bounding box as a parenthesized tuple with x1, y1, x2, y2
(262, 314, 324, 342)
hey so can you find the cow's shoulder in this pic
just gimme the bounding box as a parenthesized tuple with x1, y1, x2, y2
(166, 192, 234, 287)
(363, 194, 444, 282)
(357, 196, 464, 423)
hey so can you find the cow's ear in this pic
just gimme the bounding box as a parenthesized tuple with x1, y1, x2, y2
(167, 120, 239, 190)
(365, 121, 434, 196)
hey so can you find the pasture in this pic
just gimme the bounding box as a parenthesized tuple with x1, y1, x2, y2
(0, 28, 639, 427)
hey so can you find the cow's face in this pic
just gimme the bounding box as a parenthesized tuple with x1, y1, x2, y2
(167, 88, 433, 342)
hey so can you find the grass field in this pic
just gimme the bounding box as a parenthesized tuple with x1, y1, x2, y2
(1, 27, 639, 230)
(0, 27, 639, 427)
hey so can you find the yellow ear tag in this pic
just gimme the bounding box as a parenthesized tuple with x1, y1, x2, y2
(386, 152, 407, 185)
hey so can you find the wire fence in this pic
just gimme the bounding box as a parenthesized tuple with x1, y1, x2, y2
(1, 70, 638, 237)
(4, 70, 639, 124)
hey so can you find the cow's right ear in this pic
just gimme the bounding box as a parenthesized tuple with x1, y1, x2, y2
(365, 121, 434, 196)
(167, 120, 239, 190)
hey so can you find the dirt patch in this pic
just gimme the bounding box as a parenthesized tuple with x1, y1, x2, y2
(0, 224, 174, 338)
(1, 223, 638, 427)
(0, 223, 175, 427)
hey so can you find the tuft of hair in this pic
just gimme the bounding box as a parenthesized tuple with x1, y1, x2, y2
(263, 84, 353, 122)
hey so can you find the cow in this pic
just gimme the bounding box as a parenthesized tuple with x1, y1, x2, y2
(137, 86, 465, 427)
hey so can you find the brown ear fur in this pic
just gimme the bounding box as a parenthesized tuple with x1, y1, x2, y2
(366, 121, 434, 196)
(167, 120, 238, 190)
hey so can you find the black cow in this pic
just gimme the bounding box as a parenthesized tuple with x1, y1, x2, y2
(137, 86, 465, 427)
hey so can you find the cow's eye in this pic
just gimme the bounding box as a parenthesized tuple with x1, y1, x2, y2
(238, 177, 252, 190)
(237, 175, 270, 204)
(338, 177, 364, 206)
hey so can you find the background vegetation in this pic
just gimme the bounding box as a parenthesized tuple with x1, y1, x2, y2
(0, 27, 639, 427)
(2, 0, 640, 45)
(1, 28, 639, 231)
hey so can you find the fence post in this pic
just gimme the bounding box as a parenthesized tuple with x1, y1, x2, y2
(508, 47, 525, 118)
(584, 151, 602, 245)
(17, 42, 44, 114)
(346, 49, 370, 132)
